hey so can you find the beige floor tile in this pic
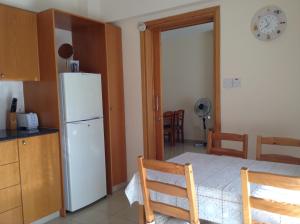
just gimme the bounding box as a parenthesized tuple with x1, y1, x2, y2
(113, 203, 139, 223)
(164, 142, 207, 160)
(46, 190, 136, 224)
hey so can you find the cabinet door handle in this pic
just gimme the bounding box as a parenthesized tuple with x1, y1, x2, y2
(22, 140, 26, 145)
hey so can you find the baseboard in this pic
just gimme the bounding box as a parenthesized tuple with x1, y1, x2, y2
(32, 211, 60, 224)
(112, 182, 127, 192)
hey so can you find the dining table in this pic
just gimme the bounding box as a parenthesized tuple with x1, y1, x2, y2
(125, 152, 300, 224)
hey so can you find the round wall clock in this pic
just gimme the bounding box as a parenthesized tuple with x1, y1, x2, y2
(251, 6, 287, 41)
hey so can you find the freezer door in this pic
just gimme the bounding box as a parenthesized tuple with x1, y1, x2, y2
(61, 73, 103, 123)
(65, 118, 106, 211)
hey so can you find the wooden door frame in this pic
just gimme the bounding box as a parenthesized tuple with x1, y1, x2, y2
(140, 6, 221, 160)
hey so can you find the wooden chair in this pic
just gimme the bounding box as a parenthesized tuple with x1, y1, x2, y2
(174, 110, 185, 143)
(240, 167, 300, 224)
(207, 131, 248, 159)
(256, 136, 300, 165)
(138, 156, 200, 224)
(163, 111, 175, 145)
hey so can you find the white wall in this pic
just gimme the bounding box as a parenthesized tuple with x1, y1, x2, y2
(0, 82, 24, 129)
(162, 26, 214, 141)
(116, 1, 219, 179)
(117, 0, 300, 179)
(220, 0, 300, 158)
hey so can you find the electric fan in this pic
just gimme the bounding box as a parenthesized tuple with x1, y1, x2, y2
(194, 98, 212, 146)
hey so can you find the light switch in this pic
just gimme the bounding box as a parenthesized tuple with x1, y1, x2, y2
(233, 78, 241, 88)
(223, 78, 233, 88)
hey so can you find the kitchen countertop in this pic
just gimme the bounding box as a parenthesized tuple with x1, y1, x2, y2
(0, 128, 59, 141)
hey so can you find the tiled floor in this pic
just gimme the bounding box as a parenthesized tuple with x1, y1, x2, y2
(47, 144, 210, 224)
(46, 190, 138, 224)
(47, 189, 215, 224)
(164, 141, 207, 160)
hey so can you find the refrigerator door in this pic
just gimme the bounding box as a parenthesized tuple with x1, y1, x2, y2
(60, 73, 103, 123)
(64, 118, 106, 211)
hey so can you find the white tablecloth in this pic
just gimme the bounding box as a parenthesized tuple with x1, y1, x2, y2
(125, 153, 300, 224)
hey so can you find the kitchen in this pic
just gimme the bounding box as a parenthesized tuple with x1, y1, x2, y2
(0, 3, 127, 224)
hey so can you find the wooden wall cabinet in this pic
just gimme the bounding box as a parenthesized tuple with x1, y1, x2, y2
(0, 4, 40, 81)
(18, 133, 62, 224)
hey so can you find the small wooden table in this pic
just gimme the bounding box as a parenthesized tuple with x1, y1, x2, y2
(125, 153, 300, 224)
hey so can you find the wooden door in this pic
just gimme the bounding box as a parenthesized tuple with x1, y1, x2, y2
(18, 133, 62, 224)
(0, 4, 39, 81)
(105, 24, 127, 187)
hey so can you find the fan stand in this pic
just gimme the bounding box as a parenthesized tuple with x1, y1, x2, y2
(194, 117, 208, 147)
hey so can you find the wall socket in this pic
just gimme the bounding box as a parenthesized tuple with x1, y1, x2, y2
(223, 77, 241, 88)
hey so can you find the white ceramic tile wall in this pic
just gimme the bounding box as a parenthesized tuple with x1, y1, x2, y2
(0, 81, 25, 129)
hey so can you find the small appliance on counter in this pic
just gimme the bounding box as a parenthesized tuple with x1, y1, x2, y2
(7, 98, 18, 130)
(16, 113, 39, 130)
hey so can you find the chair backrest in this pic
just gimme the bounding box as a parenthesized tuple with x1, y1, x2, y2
(163, 111, 174, 129)
(207, 131, 248, 159)
(240, 167, 300, 223)
(174, 110, 184, 128)
(138, 156, 200, 224)
(256, 136, 300, 165)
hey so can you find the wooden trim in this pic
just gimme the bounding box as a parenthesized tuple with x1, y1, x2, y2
(259, 154, 300, 165)
(240, 168, 252, 224)
(241, 167, 300, 223)
(256, 136, 262, 161)
(248, 171, 300, 190)
(137, 157, 155, 223)
(145, 6, 219, 31)
(184, 164, 199, 224)
(256, 135, 300, 164)
(261, 137, 300, 147)
(143, 159, 185, 175)
(208, 131, 248, 159)
(141, 6, 221, 160)
(138, 156, 200, 223)
(146, 180, 187, 198)
(251, 197, 300, 218)
(151, 200, 190, 221)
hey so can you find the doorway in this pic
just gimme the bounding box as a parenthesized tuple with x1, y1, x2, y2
(162, 22, 214, 160)
(140, 6, 221, 160)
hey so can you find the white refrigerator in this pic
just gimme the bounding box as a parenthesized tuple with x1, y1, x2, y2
(59, 72, 107, 212)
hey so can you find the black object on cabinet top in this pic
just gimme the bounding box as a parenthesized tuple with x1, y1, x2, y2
(0, 128, 59, 142)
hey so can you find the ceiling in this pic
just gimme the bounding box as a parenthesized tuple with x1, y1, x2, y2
(0, 0, 216, 22)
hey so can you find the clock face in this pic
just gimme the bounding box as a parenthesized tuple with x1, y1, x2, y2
(251, 6, 287, 41)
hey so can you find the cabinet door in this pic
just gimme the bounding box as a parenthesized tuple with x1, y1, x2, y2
(18, 133, 62, 224)
(0, 4, 39, 81)
(105, 24, 127, 187)
(14, 7, 40, 81)
(0, 5, 17, 79)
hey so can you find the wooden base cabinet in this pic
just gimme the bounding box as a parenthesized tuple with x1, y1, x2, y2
(0, 207, 23, 224)
(18, 133, 62, 224)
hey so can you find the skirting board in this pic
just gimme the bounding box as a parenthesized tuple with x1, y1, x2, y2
(31, 211, 60, 224)
(112, 182, 127, 192)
